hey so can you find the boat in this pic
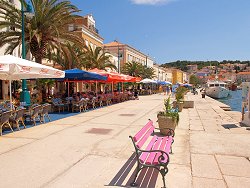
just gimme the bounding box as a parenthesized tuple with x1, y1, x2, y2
(205, 81, 230, 99)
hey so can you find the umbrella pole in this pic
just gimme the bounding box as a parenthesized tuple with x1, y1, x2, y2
(122, 82, 124, 92)
(112, 82, 114, 94)
(68, 81, 69, 97)
(95, 81, 98, 94)
(9, 80, 12, 110)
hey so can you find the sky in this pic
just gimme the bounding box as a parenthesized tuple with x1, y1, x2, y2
(70, 0, 250, 64)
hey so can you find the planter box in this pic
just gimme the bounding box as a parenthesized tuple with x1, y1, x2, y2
(177, 101, 184, 112)
(157, 115, 177, 135)
(183, 101, 194, 108)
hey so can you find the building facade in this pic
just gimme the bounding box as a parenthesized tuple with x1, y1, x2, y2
(172, 69, 183, 84)
(236, 72, 250, 82)
(104, 41, 154, 71)
(68, 14, 104, 48)
(187, 64, 198, 73)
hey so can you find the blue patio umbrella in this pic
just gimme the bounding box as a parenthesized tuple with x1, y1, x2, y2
(60, 69, 107, 97)
(64, 68, 107, 81)
(157, 81, 172, 85)
(182, 83, 192, 87)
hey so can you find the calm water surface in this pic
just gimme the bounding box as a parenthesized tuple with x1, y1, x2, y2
(217, 90, 242, 112)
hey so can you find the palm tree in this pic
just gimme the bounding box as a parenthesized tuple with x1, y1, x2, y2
(0, 0, 83, 63)
(46, 42, 85, 70)
(141, 66, 155, 79)
(82, 46, 117, 70)
(122, 61, 142, 77)
(122, 61, 155, 79)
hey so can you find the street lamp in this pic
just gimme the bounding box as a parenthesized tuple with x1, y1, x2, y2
(20, 1, 33, 106)
(115, 40, 121, 91)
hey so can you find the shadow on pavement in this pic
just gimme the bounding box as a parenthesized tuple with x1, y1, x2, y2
(221, 124, 239, 129)
(107, 153, 159, 188)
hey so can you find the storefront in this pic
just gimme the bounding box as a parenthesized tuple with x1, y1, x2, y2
(0, 80, 2, 99)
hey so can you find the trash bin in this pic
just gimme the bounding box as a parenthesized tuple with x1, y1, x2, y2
(202, 93, 205, 98)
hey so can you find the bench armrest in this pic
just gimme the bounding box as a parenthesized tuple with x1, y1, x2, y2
(137, 148, 170, 166)
(154, 127, 175, 137)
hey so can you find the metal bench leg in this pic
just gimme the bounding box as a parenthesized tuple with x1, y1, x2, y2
(130, 164, 143, 187)
(160, 167, 168, 188)
(170, 139, 174, 154)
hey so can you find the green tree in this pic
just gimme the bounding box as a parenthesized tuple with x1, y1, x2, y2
(46, 42, 85, 70)
(122, 61, 142, 77)
(0, 0, 83, 63)
(141, 66, 155, 79)
(189, 74, 200, 86)
(82, 46, 117, 70)
(122, 61, 155, 79)
(36, 78, 55, 101)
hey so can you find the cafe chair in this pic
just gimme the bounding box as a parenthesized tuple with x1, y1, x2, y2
(0, 111, 14, 136)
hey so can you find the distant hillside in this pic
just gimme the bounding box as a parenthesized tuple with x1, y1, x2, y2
(160, 60, 250, 71)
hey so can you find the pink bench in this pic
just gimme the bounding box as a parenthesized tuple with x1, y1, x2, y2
(129, 120, 175, 188)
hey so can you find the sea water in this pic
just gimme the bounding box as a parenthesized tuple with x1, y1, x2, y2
(217, 90, 242, 112)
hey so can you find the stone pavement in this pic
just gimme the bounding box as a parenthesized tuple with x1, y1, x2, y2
(0, 93, 250, 188)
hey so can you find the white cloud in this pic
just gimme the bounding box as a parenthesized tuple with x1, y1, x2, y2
(131, 0, 175, 5)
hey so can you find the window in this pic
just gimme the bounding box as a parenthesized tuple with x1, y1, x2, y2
(85, 40, 89, 46)
(90, 42, 93, 49)
(68, 24, 74, 31)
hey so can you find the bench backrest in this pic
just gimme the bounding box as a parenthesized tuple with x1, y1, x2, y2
(132, 120, 155, 149)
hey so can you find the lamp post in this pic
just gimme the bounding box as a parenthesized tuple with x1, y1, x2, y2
(20, 1, 32, 106)
(116, 40, 121, 91)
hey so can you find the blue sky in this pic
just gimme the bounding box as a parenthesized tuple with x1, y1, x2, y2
(70, 0, 250, 64)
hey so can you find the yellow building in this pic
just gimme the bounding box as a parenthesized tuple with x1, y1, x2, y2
(68, 14, 104, 48)
(172, 69, 183, 84)
(104, 41, 154, 71)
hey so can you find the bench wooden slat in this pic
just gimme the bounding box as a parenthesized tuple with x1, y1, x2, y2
(153, 137, 170, 165)
(133, 121, 153, 142)
(139, 135, 158, 163)
(161, 136, 173, 164)
(136, 126, 154, 148)
(145, 137, 162, 165)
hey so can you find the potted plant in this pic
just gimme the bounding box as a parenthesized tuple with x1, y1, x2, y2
(175, 86, 187, 112)
(157, 97, 179, 135)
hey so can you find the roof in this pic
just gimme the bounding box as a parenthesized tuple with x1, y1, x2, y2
(104, 41, 124, 47)
(237, 72, 250, 75)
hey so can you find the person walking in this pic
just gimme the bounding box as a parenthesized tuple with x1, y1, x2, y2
(201, 88, 206, 98)
(166, 86, 170, 96)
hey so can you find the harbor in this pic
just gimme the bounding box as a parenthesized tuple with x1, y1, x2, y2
(218, 90, 243, 112)
(0, 92, 249, 188)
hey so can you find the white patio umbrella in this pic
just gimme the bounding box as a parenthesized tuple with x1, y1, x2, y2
(0, 55, 65, 108)
(140, 78, 157, 84)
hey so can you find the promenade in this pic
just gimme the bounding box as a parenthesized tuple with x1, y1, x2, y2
(0, 93, 250, 188)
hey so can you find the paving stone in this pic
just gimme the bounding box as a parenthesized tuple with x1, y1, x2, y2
(193, 177, 226, 188)
(191, 154, 222, 179)
(216, 155, 250, 177)
(224, 175, 250, 188)
(191, 132, 250, 156)
(0, 137, 34, 154)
